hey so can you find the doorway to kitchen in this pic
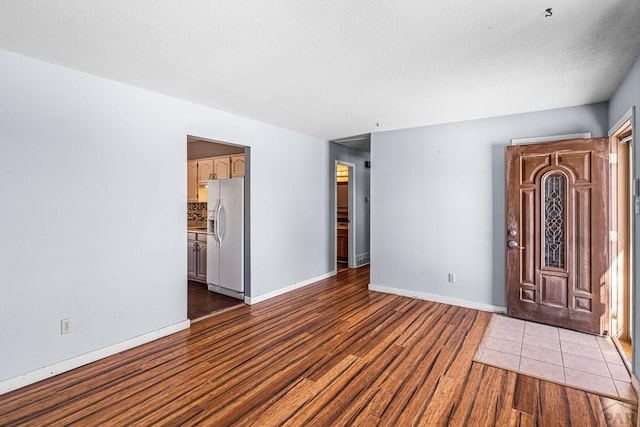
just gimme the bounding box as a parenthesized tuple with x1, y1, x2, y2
(336, 160, 356, 269)
(186, 135, 248, 321)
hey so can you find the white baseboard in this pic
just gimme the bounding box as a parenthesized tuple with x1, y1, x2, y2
(0, 319, 190, 396)
(245, 270, 337, 305)
(369, 284, 507, 313)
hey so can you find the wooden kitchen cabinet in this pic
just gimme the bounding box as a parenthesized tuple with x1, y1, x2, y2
(187, 160, 198, 202)
(213, 157, 231, 179)
(337, 228, 348, 262)
(198, 159, 214, 183)
(187, 233, 207, 282)
(196, 241, 207, 282)
(187, 239, 198, 277)
(188, 155, 239, 203)
(231, 154, 245, 177)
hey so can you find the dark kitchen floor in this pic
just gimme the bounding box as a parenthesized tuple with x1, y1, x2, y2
(188, 280, 244, 321)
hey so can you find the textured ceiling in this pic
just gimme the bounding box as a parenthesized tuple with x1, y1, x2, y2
(1, 1, 639, 140)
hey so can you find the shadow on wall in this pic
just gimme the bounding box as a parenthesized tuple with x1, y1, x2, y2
(491, 144, 506, 306)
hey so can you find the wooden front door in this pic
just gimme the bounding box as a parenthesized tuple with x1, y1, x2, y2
(505, 138, 610, 334)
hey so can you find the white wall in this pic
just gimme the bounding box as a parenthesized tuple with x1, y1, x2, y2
(0, 49, 331, 385)
(609, 54, 640, 373)
(370, 103, 609, 309)
(329, 143, 371, 260)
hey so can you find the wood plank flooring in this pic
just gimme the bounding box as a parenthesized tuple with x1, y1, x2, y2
(0, 266, 636, 426)
(187, 280, 243, 321)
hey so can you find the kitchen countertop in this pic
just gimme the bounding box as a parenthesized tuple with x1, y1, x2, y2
(187, 228, 210, 241)
(187, 228, 209, 238)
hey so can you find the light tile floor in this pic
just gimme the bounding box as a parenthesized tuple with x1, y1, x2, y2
(474, 314, 637, 403)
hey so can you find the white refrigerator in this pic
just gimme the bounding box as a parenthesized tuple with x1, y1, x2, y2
(206, 177, 244, 300)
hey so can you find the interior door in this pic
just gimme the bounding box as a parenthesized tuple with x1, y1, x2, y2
(505, 138, 609, 334)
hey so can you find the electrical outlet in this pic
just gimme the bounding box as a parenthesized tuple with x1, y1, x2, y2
(61, 318, 72, 334)
(448, 273, 456, 283)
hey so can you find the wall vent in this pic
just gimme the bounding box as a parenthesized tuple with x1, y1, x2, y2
(356, 253, 370, 266)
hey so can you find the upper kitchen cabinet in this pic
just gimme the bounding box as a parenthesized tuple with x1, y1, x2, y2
(188, 155, 244, 202)
(213, 157, 231, 179)
(197, 159, 214, 184)
(187, 160, 199, 202)
(231, 154, 245, 177)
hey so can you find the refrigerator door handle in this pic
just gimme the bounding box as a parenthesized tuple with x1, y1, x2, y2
(210, 201, 221, 247)
(215, 201, 223, 247)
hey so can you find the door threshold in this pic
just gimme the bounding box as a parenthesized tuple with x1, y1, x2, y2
(190, 303, 244, 324)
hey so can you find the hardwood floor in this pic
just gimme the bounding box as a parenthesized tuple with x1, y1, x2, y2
(0, 266, 636, 425)
(188, 280, 243, 321)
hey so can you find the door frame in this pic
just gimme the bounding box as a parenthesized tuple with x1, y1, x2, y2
(335, 160, 357, 269)
(186, 135, 250, 321)
(609, 107, 635, 361)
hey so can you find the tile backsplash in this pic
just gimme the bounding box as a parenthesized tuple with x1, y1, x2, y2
(187, 202, 207, 222)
